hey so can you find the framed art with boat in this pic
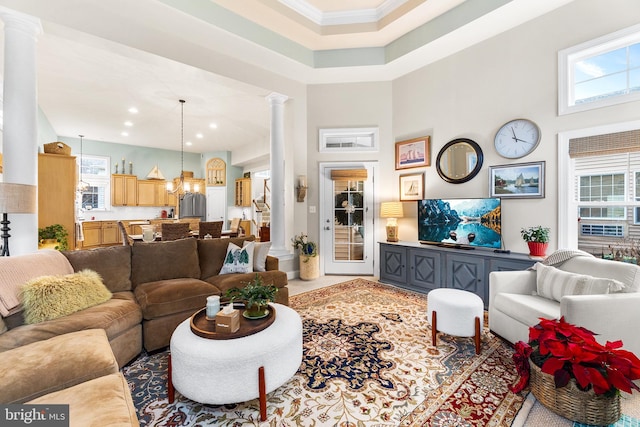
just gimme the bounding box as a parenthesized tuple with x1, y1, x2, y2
(489, 161, 545, 199)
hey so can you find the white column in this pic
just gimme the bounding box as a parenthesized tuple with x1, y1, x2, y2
(1, 9, 42, 255)
(266, 92, 289, 257)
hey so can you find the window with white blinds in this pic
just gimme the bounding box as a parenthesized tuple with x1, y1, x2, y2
(574, 152, 640, 238)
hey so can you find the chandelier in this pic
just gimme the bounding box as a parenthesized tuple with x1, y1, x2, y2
(166, 99, 190, 194)
(77, 134, 90, 192)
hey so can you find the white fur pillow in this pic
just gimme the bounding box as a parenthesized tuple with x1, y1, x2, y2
(220, 241, 255, 275)
(535, 263, 625, 302)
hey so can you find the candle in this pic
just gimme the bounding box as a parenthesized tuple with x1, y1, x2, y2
(299, 176, 306, 188)
(206, 295, 221, 319)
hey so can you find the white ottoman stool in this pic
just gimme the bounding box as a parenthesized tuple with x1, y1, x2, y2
(169, 303, 303, 421)
(427, 288, 484, 354)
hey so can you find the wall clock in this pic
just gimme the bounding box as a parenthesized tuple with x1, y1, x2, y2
(494, 118, 541, 159)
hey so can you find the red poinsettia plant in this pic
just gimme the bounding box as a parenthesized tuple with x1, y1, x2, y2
(510, 316, 640, 396)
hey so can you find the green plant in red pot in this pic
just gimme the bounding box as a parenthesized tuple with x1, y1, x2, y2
(521, 226, 549, 257)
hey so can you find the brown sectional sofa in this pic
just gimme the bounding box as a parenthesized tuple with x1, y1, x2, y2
(0, 236, 286, 426)
(0, 235, 288, 366)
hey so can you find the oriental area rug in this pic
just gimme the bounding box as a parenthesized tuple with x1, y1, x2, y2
(123, 279, 526, 426)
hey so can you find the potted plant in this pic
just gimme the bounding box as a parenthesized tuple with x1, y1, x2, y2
(226, 274, 278, 318)
(521, 225, 550, 257)
(292, 232, 319, 280)
(38, 224, 69, 251)
(510, 317, 640, 425)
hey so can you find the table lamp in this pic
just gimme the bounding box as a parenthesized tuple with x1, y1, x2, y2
(0, 183, 37, 256)
(380, 202, 403, 242)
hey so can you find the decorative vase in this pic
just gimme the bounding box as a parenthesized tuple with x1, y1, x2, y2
(527, 241, 548, 257)
(529, 359, 621, 425)
(299, 255, 319, 280)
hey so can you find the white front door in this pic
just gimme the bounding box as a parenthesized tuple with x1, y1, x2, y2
(206, 187, 226, 224)
(319, 162, 376, 275)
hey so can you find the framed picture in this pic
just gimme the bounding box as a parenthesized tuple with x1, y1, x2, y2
(395, 136, 430, 170)
(399, 173, 424, 201)
(489, 161, 545, 199)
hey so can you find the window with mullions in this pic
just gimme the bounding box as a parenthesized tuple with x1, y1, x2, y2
(77, 155, 110, 210)
(579, 173, 626, 203)
(559, 23, 640, 115)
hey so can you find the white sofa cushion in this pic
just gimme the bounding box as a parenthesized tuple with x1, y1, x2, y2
(559, 256, 640, 293)
(535, 263, 624, 302)
(493, 293, 560, 328)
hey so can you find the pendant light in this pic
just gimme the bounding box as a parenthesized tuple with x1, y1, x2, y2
(167, 99, 187, 194)
(77, 134, 90, 192)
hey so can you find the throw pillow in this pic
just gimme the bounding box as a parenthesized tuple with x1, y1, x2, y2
(253, 241, 272, 272)
(21, 270, 112, 324)
(535, 263, 625, 302)
(219, 241, 255, 275)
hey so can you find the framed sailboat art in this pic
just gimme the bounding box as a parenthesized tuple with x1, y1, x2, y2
(489, 161, 545, 199)
(399, 173, 424, 201)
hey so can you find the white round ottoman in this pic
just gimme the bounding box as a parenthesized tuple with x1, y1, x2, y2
(427, 288, 484, 354)
(169, 303, 303, 421)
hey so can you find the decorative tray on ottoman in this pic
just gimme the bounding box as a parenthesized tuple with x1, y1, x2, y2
(190, 303, 276, 340)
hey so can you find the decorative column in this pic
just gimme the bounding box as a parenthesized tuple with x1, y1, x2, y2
(0, 8, 42, 255)
(266, 92, 289, 257)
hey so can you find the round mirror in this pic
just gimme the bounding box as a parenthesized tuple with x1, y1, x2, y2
(435, 138, 483, 184)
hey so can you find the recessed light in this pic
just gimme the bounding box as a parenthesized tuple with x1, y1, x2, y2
(196, 133, 203, 139)
(186, 141, 193, 146)
(128, 107, 138, 114)
(209, 123, 218, 129)
(124, 121, 133, 127)
(121, 131, 129, 137)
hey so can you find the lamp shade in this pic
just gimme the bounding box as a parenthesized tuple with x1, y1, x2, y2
(380, 202, 403, 218)
(0, 183, 37, 213)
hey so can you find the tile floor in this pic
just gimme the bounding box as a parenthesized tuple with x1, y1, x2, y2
(288, 275, 377, 296)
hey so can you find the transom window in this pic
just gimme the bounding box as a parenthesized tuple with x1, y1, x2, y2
(559, 23, 640, 115)
(319, 127, 379, 152)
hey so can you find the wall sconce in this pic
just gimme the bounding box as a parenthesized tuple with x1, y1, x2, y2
(296, 175, 307, 202)
(380, 202, 404, 242)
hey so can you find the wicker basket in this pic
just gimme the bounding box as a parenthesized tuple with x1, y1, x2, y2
(43, 141, 71, 155)
(529, 359, 620, 425)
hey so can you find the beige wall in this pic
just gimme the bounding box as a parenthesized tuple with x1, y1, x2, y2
(306, 0, 640, 270)
(306, 82, 393, 250)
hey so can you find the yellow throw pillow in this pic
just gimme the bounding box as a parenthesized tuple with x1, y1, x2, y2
(21, 270, 112, 324)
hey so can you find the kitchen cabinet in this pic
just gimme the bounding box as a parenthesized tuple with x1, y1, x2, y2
(137, 180, 177, 207)
(80, 222, 102, 248)
(38, 153, 76, 250)
(136, 180, 157, 206)
(379, 242, 535, 307)
(235, 178, 251, 207)
(80, 221, 121, 248)
(112, 174, 137, 206)
(101, 221, 120, 245)
(157, 181, 177, 207)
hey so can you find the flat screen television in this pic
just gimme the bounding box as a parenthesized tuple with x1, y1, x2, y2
(417, 198, 501, 249)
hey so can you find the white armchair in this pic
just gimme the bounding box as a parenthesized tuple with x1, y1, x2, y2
(489, 251, 640, 357)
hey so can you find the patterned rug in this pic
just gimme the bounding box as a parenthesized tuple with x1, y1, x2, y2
(122, 279, 526, 426)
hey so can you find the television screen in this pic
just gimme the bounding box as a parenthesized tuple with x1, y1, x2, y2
(417, 198, 501, 249)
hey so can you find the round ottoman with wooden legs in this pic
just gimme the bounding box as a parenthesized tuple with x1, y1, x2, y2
(427, 288, 484, 354)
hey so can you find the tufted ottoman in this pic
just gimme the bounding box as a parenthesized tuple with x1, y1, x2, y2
(427, 288, 483, 354)
(169, 303, 302, 421)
